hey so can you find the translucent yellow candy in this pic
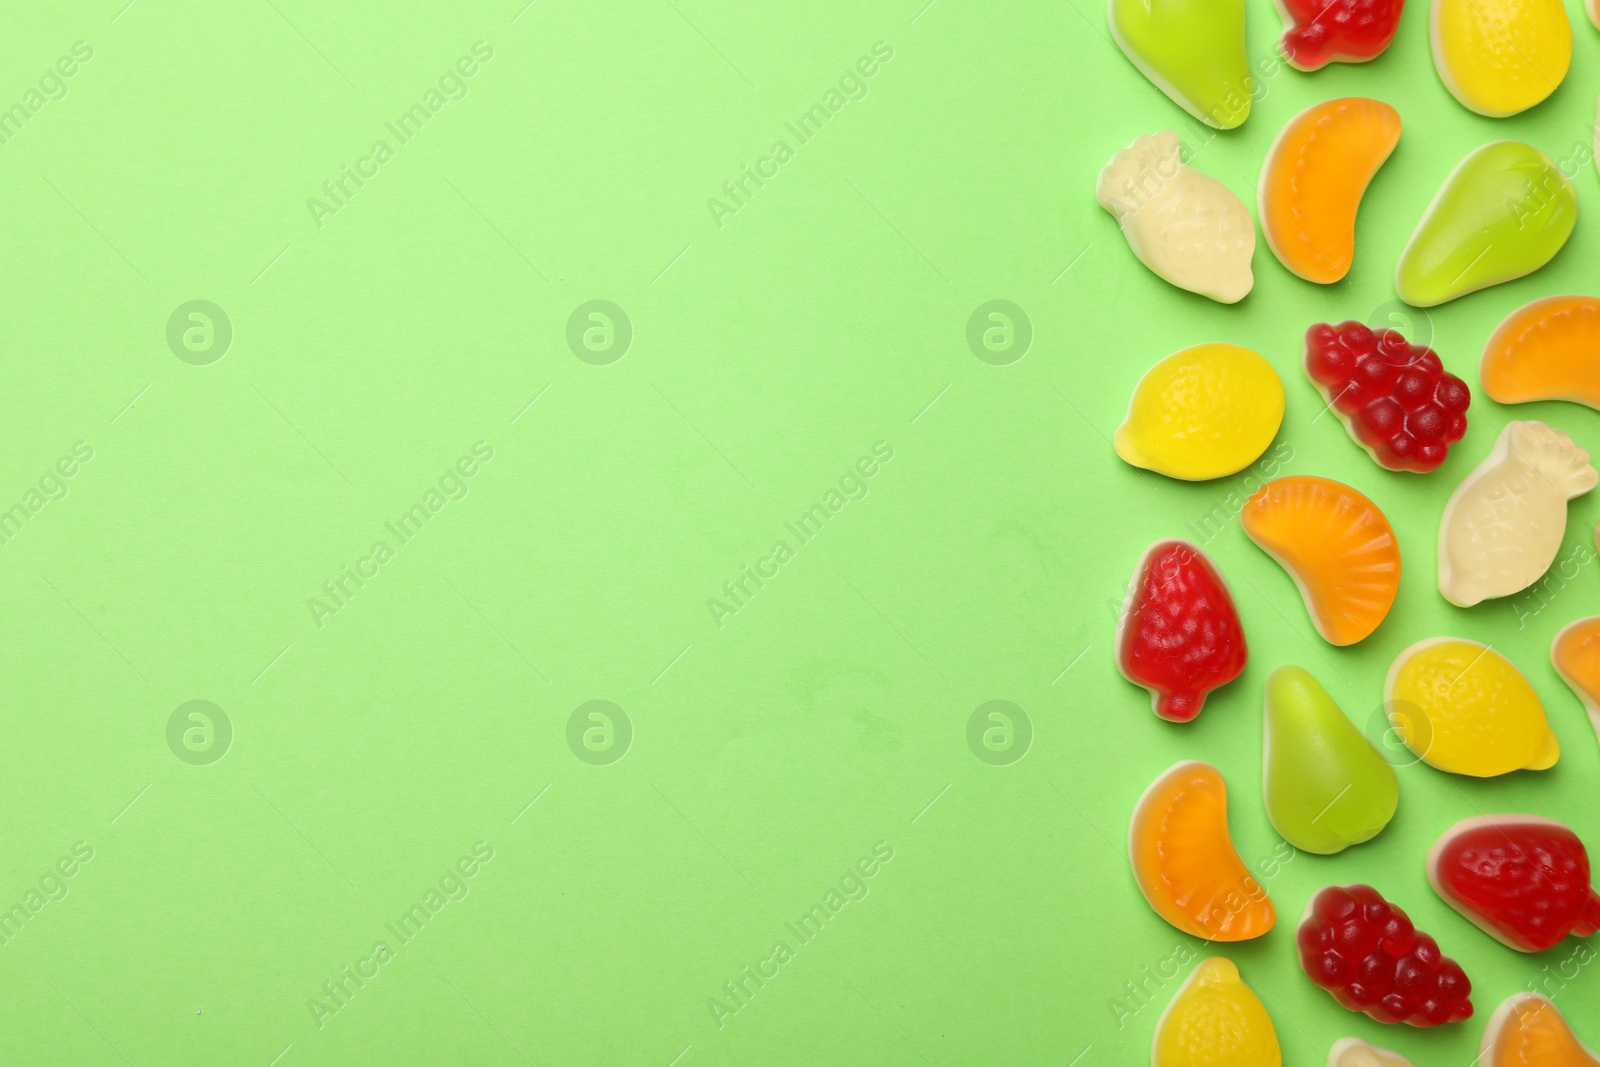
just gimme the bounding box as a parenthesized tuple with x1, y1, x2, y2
(1113, 344, 1284, 481)
(1384, 638, 1560, 777)
(1431, 0, 1571, 117)
(1153, 957, 1281, 1067)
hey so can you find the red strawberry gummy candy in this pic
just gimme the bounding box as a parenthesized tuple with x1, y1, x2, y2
(1303, 321, 1470, 473)
(1428, 816, 1600, 953)
(1116, 540, 1247, 722)
(1278, 0, 1405, 71)
(1297, 884, 1473, 1026)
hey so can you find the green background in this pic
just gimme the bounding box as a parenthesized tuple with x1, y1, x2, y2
(1, 0, 1598, 1062)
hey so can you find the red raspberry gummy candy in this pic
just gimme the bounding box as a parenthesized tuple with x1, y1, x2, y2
(1428, 816, 1600, 953)
(1303, 321, 1470, 473)
(1278, 0, 1405, 71)
(1297, 884, 1473, 1026)
(1115, 540, 1247, 722)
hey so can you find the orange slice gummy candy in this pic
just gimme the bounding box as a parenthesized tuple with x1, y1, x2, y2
(1480, 296, 1600, 411)
(1551, 616, 1600, 750)
(1240, 476, 1400, 646)
(1479, 993, 1599, 1066)
(1259, 98, 1401, 284)
(1130, 761, 1275, 941)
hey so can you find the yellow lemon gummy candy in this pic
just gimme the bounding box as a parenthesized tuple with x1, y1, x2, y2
(1114, 343, 1284, 481)
(1431, 0, 1571, 117)
(1153, 957, 1281, 1067)
(1384, 638, 1559, 777)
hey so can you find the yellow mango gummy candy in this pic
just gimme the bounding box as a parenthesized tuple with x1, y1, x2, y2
(1114, 344, 1284, 481)
(1152, 957, 1281, 1067)
(1479, 993, 1600, 1066)
(1384, 638, 1559, 777)
(1431, 0, 1571, 117)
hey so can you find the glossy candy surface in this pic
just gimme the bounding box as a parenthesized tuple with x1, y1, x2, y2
(1277, 0, 1405, 69)
(1384, 638, 1560, 776)
(1097, 132, 1256, 303)
(1296, 884, 1473, 1027)
(1116, 541, 1248, 722)
(1480, 994, 1600, 1066)
(1109, 0, 1252, 128)
(1480, 296, 1600, 411)
(1438, 421, 1596, 607)
(1395, 142, 1577, 307)
(1432, 0, 1571, 117)
(1304, 321, 1470, 473)
(1153, 958, 1282, 1067)
(1131, 761, 1276, 941)
(1263, 666, 1398, 854)
(1241, 476, 1400, 645)
(1428, 815, 1600, 952)
(1552, 616, 1600, 749)
(1260, 99, 1401, 284)
(1328, 1039, 1414, 1066)
(1115, 344, 1284, 480)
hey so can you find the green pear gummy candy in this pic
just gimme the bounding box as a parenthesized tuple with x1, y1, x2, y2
(1395, 141, 1577, 308)
(1108, 0, 1252, 130)
(1263, 665, 1398, 854)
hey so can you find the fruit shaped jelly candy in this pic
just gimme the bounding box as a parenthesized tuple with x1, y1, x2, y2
(1480, 994, 1600, 1066)
(1432, 0, 1571, 117)
(1276, 0, 1405, 69)
(1108, 0, 1251, 129)
(1116, 540, 1247, 722)
(1438, 421, 1597, 607)
(1395, 142, 1578, 307)
(1303, 321, 1470, 473)
(1096, 132, 1255, 304)
(1297, 884, 1474, 1027)
(1480, 296, 1600, 411)
(1552, 617, 1600, 749)
(1130, 761, 1276, 940)
(1263, 666, 1398, 855)
(1114, 344, 1284, 480)
(1328, 1039, 1414, 1067)
(1260, 99, 1401, 284)
(1152, 957, 1282, 1067)
(1427, 814, 1600, 952)
(1240, 476, 1400, 646)
(1384, 638, 1560, 777)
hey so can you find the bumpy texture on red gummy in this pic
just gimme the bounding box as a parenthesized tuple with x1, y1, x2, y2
(1304, 321, 1470, 473)
(1297, 884, 1473, 1027)
(1434, 822, 1600, 952)
(1117, 541, 1247, 722)
(1278, 0, 1405, 70)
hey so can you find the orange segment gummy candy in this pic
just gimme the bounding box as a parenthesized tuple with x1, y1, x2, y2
(1551, 616, 1600, 750)
(1240, 476, 1400, 646)
(1130, 761, 1275, 941)
(1259, 98, 1401, 284)
(1479, 993, 1599, 1066)
(1480, 296, 1600, 411)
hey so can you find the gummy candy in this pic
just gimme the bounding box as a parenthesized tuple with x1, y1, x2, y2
(1130, 761, 1275, 941)
(1427, 814, 1600, 952)
(1263, 666, 1397, 855)
(1114, 344, 1284, 480)
(1328, 1039, 1414, 1067)
(1260, 99, 1401, 284)
(1152, 957, 1282, 1067)
(1432, 0, 1571, 117)
(1240, 476, 1400, 646)
(1096, 132, 1255, 303)
(1276, 0, 1405, 69)
(1296, 884, 1473, 1027)
(1303, 320, 1470, 473)
(1115, 540, 1247, 722)
(1552, 616, 1600, 749)
(1438, 420, 1596, 607)
(1480, 994, 1599, 1066)
(1480, 296, 1600, 411)
(1383, 638, 1560, 777)
(1108, 0, 1251, 129)
(1395, 141, 1577, 307)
